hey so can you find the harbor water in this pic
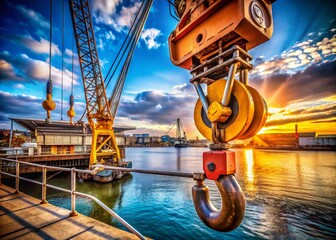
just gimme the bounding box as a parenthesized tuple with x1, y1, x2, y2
(4, 147, 336, 239)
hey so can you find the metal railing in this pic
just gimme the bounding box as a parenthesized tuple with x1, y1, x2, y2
(0, 158, 145, 240)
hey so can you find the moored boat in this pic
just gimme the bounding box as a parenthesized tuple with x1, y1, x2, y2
(174, 139, 188, 148)
(174, 118, 188, 148)
(114, 161, 133, 180)
(93, 170, 116, 183)
(78, 172, 93, 180)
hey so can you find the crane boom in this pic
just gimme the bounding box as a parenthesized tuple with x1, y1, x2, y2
(69, 0, 118, 165)
(68, 0, 110, 121)
(69, 0, 153, 165)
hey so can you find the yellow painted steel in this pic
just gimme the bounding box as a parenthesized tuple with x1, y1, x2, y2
(67, 106, 76, 125)
(89, 122, 120, 166)
(207, 102, 232, 123)
(42, 94, 56, 111)
(238, 86, 268, 140)
(194, 79, 254, 142)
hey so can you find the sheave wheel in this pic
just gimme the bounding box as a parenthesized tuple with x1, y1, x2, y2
(194, 79, 254, 142)
(238, 86, 268, 140)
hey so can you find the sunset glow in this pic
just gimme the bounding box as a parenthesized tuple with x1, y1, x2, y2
(0, 0, 335, 139)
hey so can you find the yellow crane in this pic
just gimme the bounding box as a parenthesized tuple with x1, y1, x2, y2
(68, 0, 153, 166)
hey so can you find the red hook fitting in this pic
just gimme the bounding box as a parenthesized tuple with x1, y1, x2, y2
(203, 150, 236, 180)
(192, 149, 245, 232)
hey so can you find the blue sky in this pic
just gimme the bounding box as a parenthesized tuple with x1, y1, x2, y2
(0, 0, 335, 138)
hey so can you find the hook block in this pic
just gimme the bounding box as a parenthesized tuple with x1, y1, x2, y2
(203, 150, 236, 180)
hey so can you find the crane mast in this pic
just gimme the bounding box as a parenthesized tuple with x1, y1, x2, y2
(69, 0, 119, 165)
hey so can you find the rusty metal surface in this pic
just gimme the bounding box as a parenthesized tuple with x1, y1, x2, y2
(192, 175, 245, 232)
(169, 0, 274, 69)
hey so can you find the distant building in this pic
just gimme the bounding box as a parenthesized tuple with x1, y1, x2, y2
(161, 135, 170, 143)
(6, 118, 135, 158)
(254, 132, 336, 150)
(300, 134, 336, 148)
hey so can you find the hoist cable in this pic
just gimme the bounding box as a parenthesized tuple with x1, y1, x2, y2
(167, 0, 179, 21)
(71, 38, 74, 95)
(76, 0, 152, 123)
(107, 16, 143, 90)
(104, 0, 145, 85)
(105, 0, 146, 88)
(109, 0, 153, 118)
(108, 0, 152, 98)
(48, 0, 53, 81)
(61, 0, 65, 120)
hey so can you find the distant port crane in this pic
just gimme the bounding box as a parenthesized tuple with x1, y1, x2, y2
(165, 118, 188, 147)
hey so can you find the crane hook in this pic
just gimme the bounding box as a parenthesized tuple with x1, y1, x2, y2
(192, 175, 245, 232)
(192, 150, 245, 232)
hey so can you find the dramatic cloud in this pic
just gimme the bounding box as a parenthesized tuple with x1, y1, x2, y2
(118, 90, 196, 124)
(15, 4, 49, 30)
(0, 90, 87, 126)
(13, 84, 25, 89)
(250, 60, 336, 107)
(141, 28, 162, 49)
(64, 48, 79, 65)
(0, 51, 79, 88)
(116, 86, 199, 137)
(265, 97, 336, 127)
(117, 2, 141, 28)
(92, 0, 139, 32)
(92, 0, 163, 50)
(250, 22, 336, 107)
(0, 90, 45, 122)
(9, 35, 61, 56)
(0, 60, 18, 80)
(91, 0, 122, 25)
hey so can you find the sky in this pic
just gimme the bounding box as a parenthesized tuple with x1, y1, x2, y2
(0, 0, 335, 139)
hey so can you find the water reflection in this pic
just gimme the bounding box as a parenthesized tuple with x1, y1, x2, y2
(244, 149, 257, 195)
(176, 148, 181, 171)
(245, 149, 254, 182)
(6, 148, 336, 239)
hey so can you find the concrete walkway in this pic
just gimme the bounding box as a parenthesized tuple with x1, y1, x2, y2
(0, 184, 141, 239)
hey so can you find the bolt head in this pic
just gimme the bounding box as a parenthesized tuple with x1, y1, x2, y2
(207, 162, 216, 172)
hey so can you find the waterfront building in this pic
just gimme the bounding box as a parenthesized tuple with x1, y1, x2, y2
(254, 132, 336, 150)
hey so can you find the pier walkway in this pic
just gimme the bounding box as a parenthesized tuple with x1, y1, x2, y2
(0, 184, 140, 239)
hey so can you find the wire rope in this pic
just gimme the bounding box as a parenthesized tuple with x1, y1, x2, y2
(104, 0, 145, 85)
(71, 38, 74, 95)
(61, 0, 65, 120)
(109, 0, 153, 118)
(104, 0, 146, 88)
(48, 0, 53, 81)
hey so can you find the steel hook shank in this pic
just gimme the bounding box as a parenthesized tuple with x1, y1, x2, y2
(192, 175, 245, 232)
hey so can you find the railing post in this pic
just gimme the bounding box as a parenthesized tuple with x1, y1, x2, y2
(15, 160, 20, 194)
(0, 158, 2, 185)
(40, 166, 48, 204)
(69, 168, 78, 217)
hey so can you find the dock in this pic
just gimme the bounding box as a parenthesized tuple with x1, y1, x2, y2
(0, 184, 141, 239)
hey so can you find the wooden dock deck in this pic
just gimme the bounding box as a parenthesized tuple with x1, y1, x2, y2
(0, 184, 141, 239)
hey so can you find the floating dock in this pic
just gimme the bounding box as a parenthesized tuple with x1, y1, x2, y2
(0, 184, 142, 239)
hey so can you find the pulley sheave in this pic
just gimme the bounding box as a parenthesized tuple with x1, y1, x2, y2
(194, 79, 254, 142)
(238, 85, 267, 140)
